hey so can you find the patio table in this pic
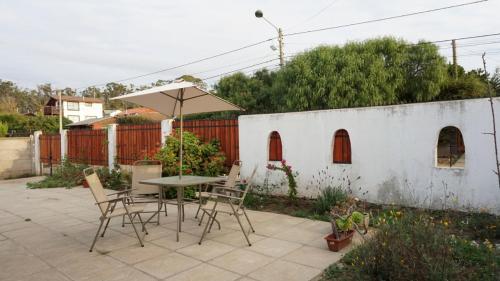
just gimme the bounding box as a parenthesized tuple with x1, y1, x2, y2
(140, 175, 222, 242)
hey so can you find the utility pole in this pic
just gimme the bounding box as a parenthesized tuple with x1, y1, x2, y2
(255, 10, 285, 68)
(278, 27, 284, 67)
(482, 53, 500, 189)
(452, 39, 458, 79)
(58, 89, 63, 134)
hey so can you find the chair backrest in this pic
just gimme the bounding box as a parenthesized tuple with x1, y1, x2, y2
(224, 160, 241, 188)
(131, 160, 162, 195)
(84, 167, 109, 215)
(237, 166, 258, 209)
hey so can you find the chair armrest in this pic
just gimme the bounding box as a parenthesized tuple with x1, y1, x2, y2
(207, 193, 242, 201)
(213, 186, 244, 194)
(106, 189, 136, 197)
(95, 196, 128, 205)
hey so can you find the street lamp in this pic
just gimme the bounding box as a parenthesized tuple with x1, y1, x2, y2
(255, 10, 284, 68)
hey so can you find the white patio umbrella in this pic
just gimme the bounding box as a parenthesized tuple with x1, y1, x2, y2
(111, 81, 243, 178)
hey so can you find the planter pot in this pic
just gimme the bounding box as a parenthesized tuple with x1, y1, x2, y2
(324, 230, 355, 252)
(82, 179, 89, 188)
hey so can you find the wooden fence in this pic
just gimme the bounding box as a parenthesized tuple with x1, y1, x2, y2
(117, 123, 162, 165)
(173, 119, 239, 166)
(40, 134, 61, 164)
(67, 129, 108, 166)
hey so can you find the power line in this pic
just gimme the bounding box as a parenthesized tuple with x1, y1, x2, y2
(287, 0, 343, 31)
(284, 0, 488, 37)
(76, 37, 275, 90)
(191, 52, 277, 76)
(200, 59, 280, 80)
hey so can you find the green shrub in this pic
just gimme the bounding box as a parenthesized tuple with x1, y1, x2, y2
(0, 113, 71, 133)
(0, 122, 8, 137)
(155, 130, 225, 177)
(95, 166, 129, 190)
(115, 115, 156, 125)
(27, 158, 88, 188)
(322, 211, 500, 281)
(314, 186, 348, 215)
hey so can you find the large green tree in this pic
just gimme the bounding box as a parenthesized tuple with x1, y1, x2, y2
(273, 37, 447, 111)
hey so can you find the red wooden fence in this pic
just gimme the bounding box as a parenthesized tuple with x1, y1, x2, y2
(117, 123, 162, 165)
(40, 134, 61, 164)
(67, 129, 108, 165)
(173, 119, 239, 166)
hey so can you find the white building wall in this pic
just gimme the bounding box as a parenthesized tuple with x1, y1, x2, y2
(239, 98, 500, 214)
(62, 101, 103, 122)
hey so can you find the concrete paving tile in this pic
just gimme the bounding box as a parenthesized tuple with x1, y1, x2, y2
(251, 220, 294, 237)
(248, 260, 321, 281)
(151, 231, 200, 251)
(82, 265, 158, 281)
(55, 254, 125, 281)
(0, 251, 51, 280)
(134, 252, 201, 279)
(248, 237, 302, 258)
(295, 220, 332, 235)
(272, 227, 324, 244)
(177, 240, 235, 262)
(211, 230, 265, 247)
(164, 263, 240, 281)
(282, 246, 343, 269)
(209, 248, 274, 275)
(14, 269, 71, 281)
(108, 242, 171, 264)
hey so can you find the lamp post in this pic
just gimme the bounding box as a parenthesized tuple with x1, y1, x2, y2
(255, 10, 284, 68)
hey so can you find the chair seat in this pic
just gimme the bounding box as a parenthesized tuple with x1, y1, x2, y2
(201, 201, 243, 215)
(108, 205, 144, 218)
(195, 191, 211, 198)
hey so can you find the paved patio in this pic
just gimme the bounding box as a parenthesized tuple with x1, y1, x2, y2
(0, 177, 362, 281)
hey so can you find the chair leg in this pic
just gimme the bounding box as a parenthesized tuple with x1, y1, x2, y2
(199, 205, 217, 245)
(164, 203, 168, 216)
(90, 218, 106, 252)
(208, 211, 218, 233)
(122, 215, 125, 227)
(182, 204, 185, 222)
(195, 203, 201, 219)
(101, 218, 111, 237)
(243, 209, 255, 233)
(232, 207, 251, 246)
(198, 211, 205, 226)
(126, 211, 144, 247)
(136, 213, 148, 235)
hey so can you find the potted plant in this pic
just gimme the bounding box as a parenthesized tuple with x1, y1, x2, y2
(324, 208, 364, 252)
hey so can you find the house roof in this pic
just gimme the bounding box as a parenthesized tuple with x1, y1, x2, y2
(49, 95, 104, 103)
(67, 116, 113, 127)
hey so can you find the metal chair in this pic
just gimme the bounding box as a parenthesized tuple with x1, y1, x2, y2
(195, 160, 242, 219)
(198, 166, 257, 246)
(84, 167, 148, 252)
(123, 160, 164, 226)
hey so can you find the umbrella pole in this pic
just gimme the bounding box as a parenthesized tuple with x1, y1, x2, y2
(179, 100, 183, 179)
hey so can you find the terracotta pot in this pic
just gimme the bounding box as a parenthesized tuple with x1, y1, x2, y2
(324, 230, 355, 252)
(82, 179, 89, 188)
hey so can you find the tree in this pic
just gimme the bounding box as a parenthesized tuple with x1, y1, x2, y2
(177, 75, 207, 90)
(273, 37, 448, 111)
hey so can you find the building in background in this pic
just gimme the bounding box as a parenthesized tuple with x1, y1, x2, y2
(44, 95, 103, 123)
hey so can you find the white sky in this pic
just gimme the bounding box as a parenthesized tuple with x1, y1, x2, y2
(1, 0, 499, 90)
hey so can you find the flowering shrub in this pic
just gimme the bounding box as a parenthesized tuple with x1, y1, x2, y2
(267, 159, 298, 200)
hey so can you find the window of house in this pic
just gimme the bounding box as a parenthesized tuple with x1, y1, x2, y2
(333, 129, 352, 164)
(67, 101, 79, 111)
(436, 126, 465, 168)
(268, 131, 282, 161)
(67, 115, 80, 123)
(85, 116, 97, 120)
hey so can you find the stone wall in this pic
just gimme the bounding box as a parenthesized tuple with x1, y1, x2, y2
(0, 137, 34, 179)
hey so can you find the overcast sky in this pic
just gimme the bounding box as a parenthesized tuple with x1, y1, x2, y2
(1, 0, 499, 91)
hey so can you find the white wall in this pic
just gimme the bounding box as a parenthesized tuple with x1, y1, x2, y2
(0, 137, 34, 179)
(63, 101, 103, 122)
(239, 98, 500, 214)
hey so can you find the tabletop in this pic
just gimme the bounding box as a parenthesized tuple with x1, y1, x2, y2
(139, 175, 222, 187)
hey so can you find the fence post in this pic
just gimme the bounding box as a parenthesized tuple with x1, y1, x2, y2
(161, 119, 173, 146)
(107, 124, 117, 169)
(60, 129, 67, 162)
(33, 131, 42, 175)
